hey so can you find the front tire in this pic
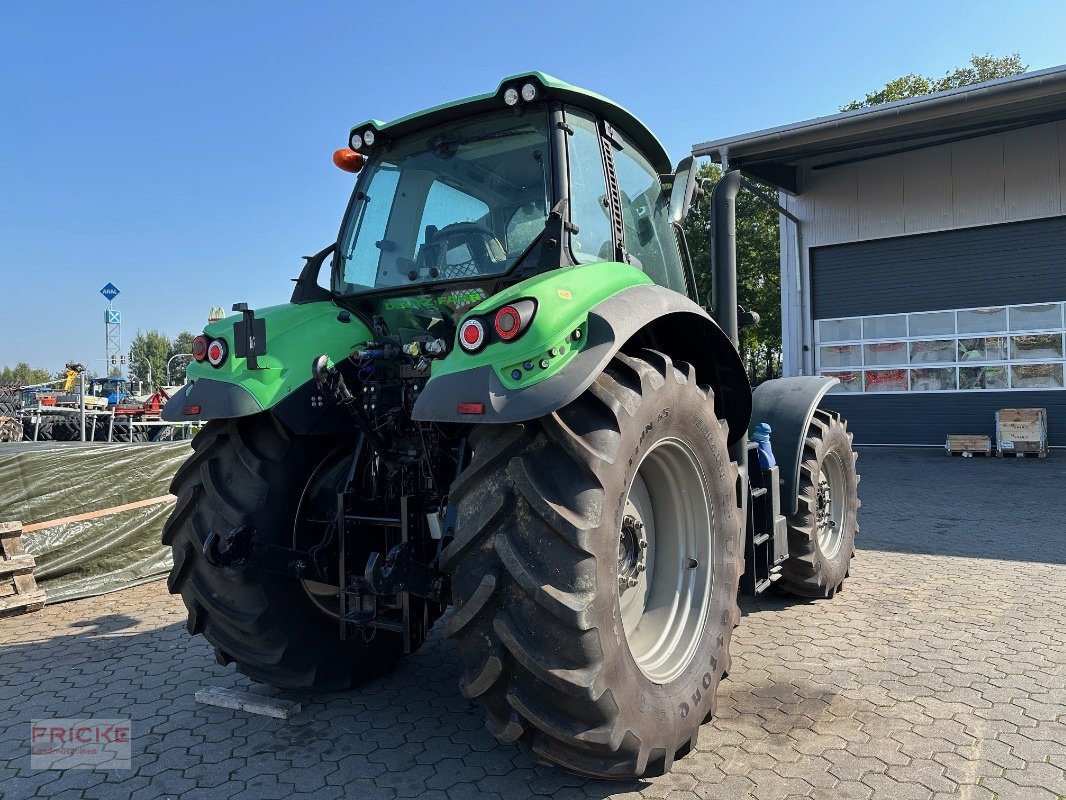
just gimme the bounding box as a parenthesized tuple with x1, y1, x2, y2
(163, 412, 402, 689)
(778, 409, 860, 598)
(443, 351, 742, 778)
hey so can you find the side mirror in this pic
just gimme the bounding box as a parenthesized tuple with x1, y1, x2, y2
(290, 243, 336, 304)
(668, 155, 697, 223)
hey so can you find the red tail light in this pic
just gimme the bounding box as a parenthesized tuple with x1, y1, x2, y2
(206, 339, 228, 367)
(457, 402, 485, 415)
(459, 319, 485, 352)
(494, 305, 522, 340)
(192, 335, 209, 362)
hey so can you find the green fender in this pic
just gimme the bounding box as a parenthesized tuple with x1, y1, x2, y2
(412, 264, 752, 446)
(162, 301, 373, 429)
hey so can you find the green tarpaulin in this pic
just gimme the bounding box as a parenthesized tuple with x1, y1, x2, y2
(0, 441, 189, 603)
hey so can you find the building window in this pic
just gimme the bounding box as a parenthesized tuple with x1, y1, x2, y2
(816, 301, 1066, 393)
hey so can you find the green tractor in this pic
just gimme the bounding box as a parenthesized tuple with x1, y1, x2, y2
(162, 73, 859, 778)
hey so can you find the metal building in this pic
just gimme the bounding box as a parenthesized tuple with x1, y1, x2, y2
(694, 65, 1066, 446)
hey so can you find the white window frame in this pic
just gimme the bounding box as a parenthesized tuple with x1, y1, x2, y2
(816, 301, 1066, 394)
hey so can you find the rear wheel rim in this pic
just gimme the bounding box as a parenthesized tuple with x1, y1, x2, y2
(618, 437, 713, 684)
(815, 452, 845, 558)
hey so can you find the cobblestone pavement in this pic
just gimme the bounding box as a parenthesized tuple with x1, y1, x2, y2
(1, 448, 1063, 800)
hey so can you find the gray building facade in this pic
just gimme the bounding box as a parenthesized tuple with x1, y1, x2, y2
(694, 67, 1066, 446)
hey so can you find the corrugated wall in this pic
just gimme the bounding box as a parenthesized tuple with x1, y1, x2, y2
(822, 391, 1065, 447)
(793, 119, 1066, 248)
(810, 216, 1066, 319)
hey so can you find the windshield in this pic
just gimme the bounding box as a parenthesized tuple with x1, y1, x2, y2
(334, 107, 552, 295)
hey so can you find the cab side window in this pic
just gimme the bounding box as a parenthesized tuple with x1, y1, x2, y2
(564, 107, 614, 264)
(613, 135, 686, 293)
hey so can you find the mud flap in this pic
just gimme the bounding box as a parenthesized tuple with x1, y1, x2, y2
(749, 376, 839, 517)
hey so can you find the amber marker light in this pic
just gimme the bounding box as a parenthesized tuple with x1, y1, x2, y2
(333, 148, 365, 173)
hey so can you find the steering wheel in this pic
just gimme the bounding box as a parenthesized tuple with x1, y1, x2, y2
(421, 222, 507, 278)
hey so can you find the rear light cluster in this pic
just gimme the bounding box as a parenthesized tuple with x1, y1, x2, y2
(192, 335, 228, 368)
(458, 298, 536, 354)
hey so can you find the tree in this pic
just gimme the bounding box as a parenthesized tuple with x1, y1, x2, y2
(841, 53, 1026, 111)
(129, 330, 172, 391)
(683, 164, 783, 383)
(0, 362, 54, 387)
(167, 331, 197, 385)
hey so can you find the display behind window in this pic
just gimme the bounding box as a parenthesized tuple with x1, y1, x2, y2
(817, 301, 1066, 393)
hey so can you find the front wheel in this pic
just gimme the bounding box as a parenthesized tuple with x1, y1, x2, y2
(778, 409, 860, 598)
(443, 351, 742, 778)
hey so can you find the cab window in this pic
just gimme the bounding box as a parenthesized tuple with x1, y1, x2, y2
(564, 107, 614, 264)
(613, 134, 687, 293)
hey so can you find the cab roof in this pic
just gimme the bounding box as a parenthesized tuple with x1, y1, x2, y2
(349, 72, 672, 174)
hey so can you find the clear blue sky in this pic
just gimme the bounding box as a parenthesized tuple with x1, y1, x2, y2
(2, 1, 1064, 373)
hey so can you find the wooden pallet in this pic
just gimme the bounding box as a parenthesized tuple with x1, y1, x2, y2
(946, 434, 992, 457)
(0, 521, 45, 615)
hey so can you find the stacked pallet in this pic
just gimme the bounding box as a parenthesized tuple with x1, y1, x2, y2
(0, 521, 45, 615)
(995, 408, 1049, 458)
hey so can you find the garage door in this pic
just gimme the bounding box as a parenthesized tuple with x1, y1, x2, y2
(810, 217, 1066, 445)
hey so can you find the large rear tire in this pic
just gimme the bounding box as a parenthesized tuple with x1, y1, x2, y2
(25, 417, 53, 441)
(778, 409, 860, 598)
(443, 351, 742, 778)
(163, 412, 402, 689)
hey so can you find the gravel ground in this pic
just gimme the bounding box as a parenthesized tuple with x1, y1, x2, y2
(0, 447, 1063, 800)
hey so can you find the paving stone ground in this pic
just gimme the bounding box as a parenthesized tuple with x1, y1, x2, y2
(0, 448, 1063, 800)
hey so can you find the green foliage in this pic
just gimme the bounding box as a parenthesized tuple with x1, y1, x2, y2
(0, 362, 54, 387)
(126, 331, 168, 390)
(168, 331, 196, 385)
(682, 163, 782, 383)
(841, 53, 1026, 111)
(128, 330, 199, 388)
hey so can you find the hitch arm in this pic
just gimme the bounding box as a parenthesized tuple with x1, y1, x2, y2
(312, 355, 388, 455)
(365, 541, 448, 601)
(203, 525, 336, 584)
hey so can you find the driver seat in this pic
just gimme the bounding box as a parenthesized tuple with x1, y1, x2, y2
(418, 223, 507, 279)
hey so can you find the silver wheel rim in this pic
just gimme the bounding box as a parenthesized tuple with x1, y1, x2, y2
(618, 437, 713, 684)
(815, 452, 845, 558)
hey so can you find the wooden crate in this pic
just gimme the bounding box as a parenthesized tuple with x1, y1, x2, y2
(995, 408, 1049, 458)
(0, 521, 45, 615)
(946, 434, 992, 457)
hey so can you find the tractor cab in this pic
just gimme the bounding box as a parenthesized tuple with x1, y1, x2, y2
(89, 376, 130, 406)
(327, 73, 698, 336)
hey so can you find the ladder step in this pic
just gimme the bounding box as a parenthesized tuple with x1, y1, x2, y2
(343, 614, 403, 633)
(345, 515, 402, 526)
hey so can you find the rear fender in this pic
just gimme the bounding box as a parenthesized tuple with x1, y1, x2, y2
(412, 278, 752, 447)
(749, 376, 839, 516)
(163, 300, 373, 434)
